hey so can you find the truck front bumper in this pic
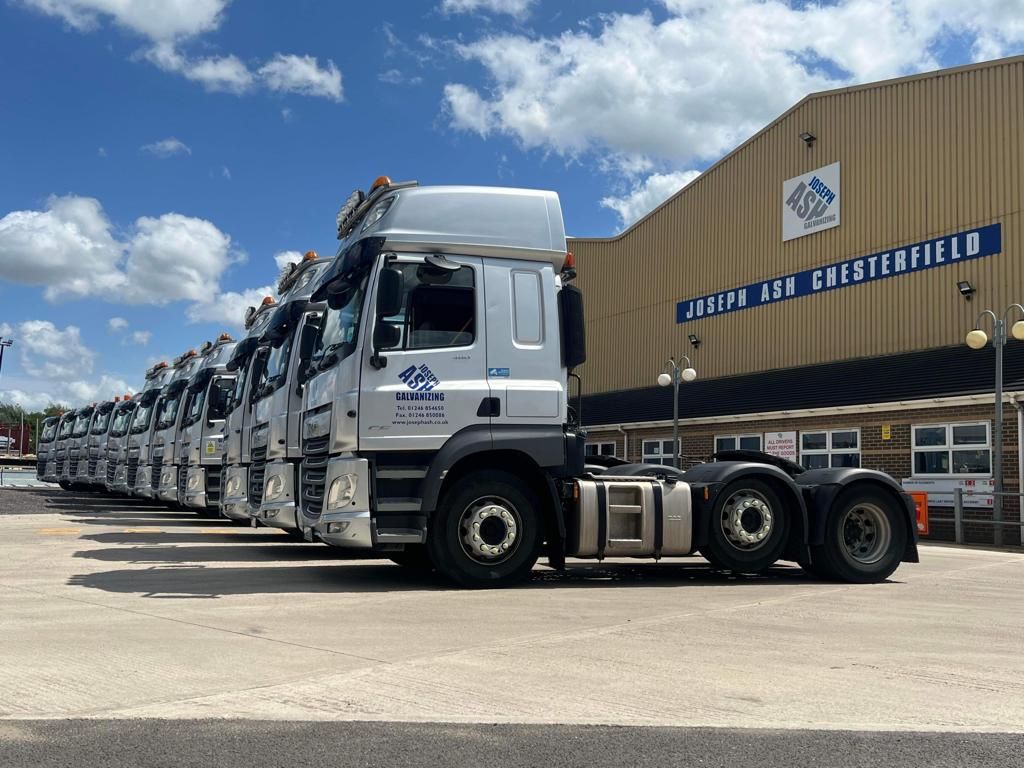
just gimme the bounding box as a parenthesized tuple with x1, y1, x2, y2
(133, 464, 153, 498)
(108, 462, 128, 494)
(90, 459, 108, 486)
(313, 456, 373, 548)
(254, 460, 298, 531)
(157, 465, 178, 503)
(183, 466, 207, 508)
(220, 465, 249, 520)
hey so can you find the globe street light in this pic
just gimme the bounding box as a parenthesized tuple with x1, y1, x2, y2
(657, 355, 697, 469)
(965, 303, 1024, 544)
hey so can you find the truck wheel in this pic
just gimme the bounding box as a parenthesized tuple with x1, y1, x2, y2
(810, 488, 906, 583)
(700, 478, 788, 573)
(427, 469, 542, 588)
(389, 545, 434, 571)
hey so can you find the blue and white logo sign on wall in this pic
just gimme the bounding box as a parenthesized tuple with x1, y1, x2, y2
(783, 161, 840, 242)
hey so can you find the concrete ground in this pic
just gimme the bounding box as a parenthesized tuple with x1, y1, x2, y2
(1, 486, 1023, 764)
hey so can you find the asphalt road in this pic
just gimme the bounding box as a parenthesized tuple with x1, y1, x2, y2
(1, 720, 1021, 768)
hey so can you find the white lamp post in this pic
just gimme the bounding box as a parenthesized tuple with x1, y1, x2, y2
(965, 304, 1024, 544)
(657, 356, 697, 469)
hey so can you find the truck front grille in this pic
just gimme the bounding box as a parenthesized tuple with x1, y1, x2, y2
(127, 456, 139, 488)
(151, 454, 163, 490)
(36, 459, 46, 479)
(88, 449, 100, 479)
(177, 464, 188, 500)
(106, 462, 116, 485)
(300, 436, 329, 519)
(207, 465, 222, 504)
(249, 445, 267, 508)
(69, 450, 80, 478)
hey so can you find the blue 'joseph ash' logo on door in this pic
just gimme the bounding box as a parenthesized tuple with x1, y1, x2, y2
(398, 364, 440, 392)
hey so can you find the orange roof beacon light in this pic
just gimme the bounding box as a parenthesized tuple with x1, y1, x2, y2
(262, 295, 276, 306)
(370, 175, 391, 192)
(124, 393, 132, 400)
(303, 250, 319, 262)
(218, 332, 233, 342)
(561, 251, 577, 282)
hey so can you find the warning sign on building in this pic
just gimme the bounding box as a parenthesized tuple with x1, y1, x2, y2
(763, 431, 797, 462)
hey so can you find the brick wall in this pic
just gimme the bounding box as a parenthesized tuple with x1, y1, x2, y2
(586, 401, 1022, 546)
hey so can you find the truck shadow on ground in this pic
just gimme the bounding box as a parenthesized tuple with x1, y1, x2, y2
(67, 556, 821, 597)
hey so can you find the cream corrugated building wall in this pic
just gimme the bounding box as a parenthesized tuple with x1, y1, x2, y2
(569, 56, 1024, 545)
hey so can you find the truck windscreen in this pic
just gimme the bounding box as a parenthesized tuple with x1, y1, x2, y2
(110, 407, 134, 437)
(58, 418, 74, 439)
(314, 275, 367, 370)
(90, 410, 112, 434)
(130, 403, 154, 434)
(183, 387, 206, 426)
(72, 413, 93, 438)
(156, 394, 182, 430)
(41, 421, 58, 442)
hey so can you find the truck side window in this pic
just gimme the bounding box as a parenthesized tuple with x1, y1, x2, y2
(381, 263, 475, 350)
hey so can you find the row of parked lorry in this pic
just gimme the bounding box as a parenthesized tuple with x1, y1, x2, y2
(35, 178, 918, 587)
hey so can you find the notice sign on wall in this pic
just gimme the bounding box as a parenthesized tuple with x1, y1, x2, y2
(783, 161, 841, 241)
(764, 431, 797, 462)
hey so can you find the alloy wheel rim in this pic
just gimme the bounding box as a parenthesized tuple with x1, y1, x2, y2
(459, 495, 520, 565)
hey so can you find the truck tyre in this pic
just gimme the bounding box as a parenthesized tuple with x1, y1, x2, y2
(427, 469, 542, 588)
(389, 545, 434, 571)
(700, 478, 789, 574)
(808, 488, 907, 583)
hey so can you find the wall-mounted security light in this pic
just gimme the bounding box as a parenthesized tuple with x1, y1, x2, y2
(799, 131, 816, 146)
(687, 333, 701, 348)
(957, 280, 976, 301)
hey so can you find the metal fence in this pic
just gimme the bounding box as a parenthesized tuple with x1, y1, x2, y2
(926, 489, 1024, 545)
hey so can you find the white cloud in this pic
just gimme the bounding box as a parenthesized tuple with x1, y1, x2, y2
(186, 284, 276, 328)
(601, 170, 701, 230)
(440, 0, 537, 19)
(444, 1, 1024, 172)
(107, 316, 129, 332)
(0, 195, 126, 300)
(144, 42, 254, 93)
(141, 136, 191, 157)
(1, 320, 95, 380)
(0, 195, 238, 307)
(121, 212, 236, 304)
(258, 54, 343, 101)
(97, 146, 107, 157)
(273, 250, 303, 271)
(22, 0, 227, 42)
(378, 68, 423, 86)
(281, 107, 293, 122)
(130, 330, 152, 345)
(221, 166, 231, 180)
(22, 1, 344, 101)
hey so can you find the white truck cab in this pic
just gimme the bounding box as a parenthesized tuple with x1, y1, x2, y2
(128, 362, 173, 498)
(219, 300, 275, 521)
(85, 399, 118, 487)
(297, 178, 919, 588)
(151, 349, 205, 504)
(250, 252, 332, 533)
(105, 398, 137, 493)
(64, 405, 96, 488)
(36, 416, 59, 483)
(53, 412, 76, 489)
(180, 335, 237, 511)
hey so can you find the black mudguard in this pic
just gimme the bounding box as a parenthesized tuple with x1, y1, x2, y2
(794, 467, 920, 563)
(680, 461, 808, 556)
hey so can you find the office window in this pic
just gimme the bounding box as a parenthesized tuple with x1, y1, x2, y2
(642, 439, 679, 465)
(585, 441, 617, 458)
(800, 429, 861, 469)
(912, 422, 991, 476)
(714, 434, 762, 454)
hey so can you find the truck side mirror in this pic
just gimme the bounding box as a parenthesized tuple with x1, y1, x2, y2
(296, 320, 320, 390)
(558, 284, 587, 370)
(376, 267, 403, 317)
(373, 322, 401, 351)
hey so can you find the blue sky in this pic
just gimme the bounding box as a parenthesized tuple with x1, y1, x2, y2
(0, 0, 1021, 408)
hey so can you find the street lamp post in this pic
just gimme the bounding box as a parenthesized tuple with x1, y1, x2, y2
(0, 337, 12, 379)
(657, 356, 697, 469)
(965, 304, 1024, 545)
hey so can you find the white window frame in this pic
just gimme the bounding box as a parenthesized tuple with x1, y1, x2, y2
(714, 434, 762, 454)
(642, 438, 680, 465)
(912, 421, 992, 478)
(800, 428, 861, 469)
(585, 441, 618, 458)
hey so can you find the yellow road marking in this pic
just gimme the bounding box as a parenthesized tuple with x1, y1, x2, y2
(200, 528, 237, 534)
(123, 528, 160, 533)
(37, 528, 81, 535)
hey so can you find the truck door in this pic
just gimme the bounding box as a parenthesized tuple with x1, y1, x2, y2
(484, 259, 564, 429)
(358, 254, 489, 452)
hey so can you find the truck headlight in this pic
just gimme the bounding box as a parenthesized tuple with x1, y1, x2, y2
(224, 475, 241, 496)
(326, 473, 358, 510)
(264, 473, 285, 502)
(303, 410, 331, 440)
(187, 472, 201, 491)
(161, 468, 175, 486)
